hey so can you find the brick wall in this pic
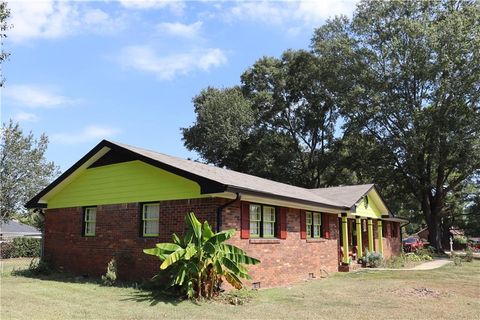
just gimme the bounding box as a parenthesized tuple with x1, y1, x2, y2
(43, 198, 223, 281)
(223, 202, 340, 288)
(382, 222, 402, 258)
(44, 198, 399, 288)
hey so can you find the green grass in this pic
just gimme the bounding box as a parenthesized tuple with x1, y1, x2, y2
(1, 258, 479, 319)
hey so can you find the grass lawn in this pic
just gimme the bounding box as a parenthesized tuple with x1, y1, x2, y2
(1, 258, 479, 320)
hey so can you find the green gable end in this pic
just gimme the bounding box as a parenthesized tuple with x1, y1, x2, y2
(354, 193, 383, 219)
(46, 160, 201, 209)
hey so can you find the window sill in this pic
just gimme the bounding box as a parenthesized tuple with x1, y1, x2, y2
(249, 238, 280, 244)
(306, 238, 327, 243)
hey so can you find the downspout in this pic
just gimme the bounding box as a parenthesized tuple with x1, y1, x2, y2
(400, 219, 411, 251)
(216, 193, 241, 232)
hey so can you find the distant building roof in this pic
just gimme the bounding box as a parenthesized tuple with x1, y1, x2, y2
(0, 220, 41, 237)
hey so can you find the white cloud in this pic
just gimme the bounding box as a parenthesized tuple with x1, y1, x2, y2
(119, 46, 227, 80)
(51, 125, 120, 145)
(225, 0, 358, 28)
(157, 21, 203, 38)
(8, 1, 125, 43)
(118, 0, 185, 14)
(12, 112, 39, 122)
(5, 85, 79, 108)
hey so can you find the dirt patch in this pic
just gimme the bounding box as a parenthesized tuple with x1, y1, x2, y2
(389, 287, 446, 298)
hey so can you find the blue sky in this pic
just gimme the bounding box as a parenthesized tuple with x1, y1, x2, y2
(2, 0, 356, 171)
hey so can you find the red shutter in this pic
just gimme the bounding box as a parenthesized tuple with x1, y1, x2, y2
(279, 207, 287, 239)
(300, 210, 307, 239)
(240, 201, 250, 239)
(322, 213, 330, 239)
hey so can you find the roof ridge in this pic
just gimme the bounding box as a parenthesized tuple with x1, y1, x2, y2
(110, 140, 330, 195)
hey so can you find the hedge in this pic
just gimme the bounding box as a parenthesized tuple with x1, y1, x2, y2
(0, 237, 41, 259)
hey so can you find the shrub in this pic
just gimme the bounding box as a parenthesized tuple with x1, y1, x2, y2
(101, 258, 118, 286)
(0, 238, 40, 258)
(144, 212, 260, 300)
(365, 251, 383, 268)
(12, 258, 52, 276)
(453, 254, 463, 266)
(464, 247, 473, 262)
(453, 236, 467, 245)
(28, 258, 52, 275)
(415, 247, 434, 259)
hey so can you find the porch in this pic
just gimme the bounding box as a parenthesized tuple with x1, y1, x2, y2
(338, 214, 405, 272)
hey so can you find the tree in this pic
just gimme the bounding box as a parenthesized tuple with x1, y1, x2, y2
(144, 212, 260, 299)
(183, 51, 346, 188)
(0, 121, 59, 222)
(312, 0, 480, 250)
(0, 1, 11, 87)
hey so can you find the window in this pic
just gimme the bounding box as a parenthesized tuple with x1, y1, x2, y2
(306, 211, 322, 238)
(249, 204, 276, 238)
(142, 203, 159, 237)
(83, 207, 96, 236)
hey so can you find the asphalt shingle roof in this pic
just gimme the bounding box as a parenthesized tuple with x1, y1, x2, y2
(112, 141, 370, 210)
(308, 184, 375, 208)
(0, 220, 41, 235)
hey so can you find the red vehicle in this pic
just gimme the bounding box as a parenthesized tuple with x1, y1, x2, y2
(467, 238, 480, 252)
(403, 237, 424, 252)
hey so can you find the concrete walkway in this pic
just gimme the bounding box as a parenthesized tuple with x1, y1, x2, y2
(363, 258, 452, 271)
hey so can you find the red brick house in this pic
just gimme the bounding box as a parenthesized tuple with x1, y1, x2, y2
(26, 140, 406, 287)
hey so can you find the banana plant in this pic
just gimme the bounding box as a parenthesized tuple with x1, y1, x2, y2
(144, 212, 260, 299)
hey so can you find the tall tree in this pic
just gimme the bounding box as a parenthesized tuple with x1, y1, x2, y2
(0, 1, 11, 87)
(0, 121, 59, 222)
(183, 51, 347, 188)
(312, 0, 480, 250)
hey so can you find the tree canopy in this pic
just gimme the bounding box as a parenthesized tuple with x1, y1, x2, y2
(0, 1, 11, 87)
(183, 0, 480, 251)
(0, 121, 59, 222)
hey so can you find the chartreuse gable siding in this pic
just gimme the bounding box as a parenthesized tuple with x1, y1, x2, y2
(354, 193, 383, 219)
(46, 160, 201, 209)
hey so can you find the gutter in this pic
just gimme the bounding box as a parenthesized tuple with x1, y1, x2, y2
(400, 218, 411, 250)
(216, 192, 241, 232)
(226, 186, 347, 212)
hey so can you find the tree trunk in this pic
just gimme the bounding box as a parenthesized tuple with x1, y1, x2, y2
(421, 193, 444, 252)
(426, 212, 444, 252)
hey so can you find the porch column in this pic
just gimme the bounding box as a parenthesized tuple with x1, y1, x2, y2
(367, 218, 374, 252)
(341, 213, 349, 264)
(356, 217, 363, 259)
(377, 220, 383, 255)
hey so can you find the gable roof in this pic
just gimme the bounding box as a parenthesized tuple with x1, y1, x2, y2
(0, 220, 41, 235)
(26, 140, 390, 214)
(309, 184, 375, 208)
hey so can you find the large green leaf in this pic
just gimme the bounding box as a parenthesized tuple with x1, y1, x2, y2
(224, 253, 260, 265)
(185, 212, 202, 241)
(203, 241, 216, 255)
(160, 248, 186, 270)
(202, 220, 214, 240)
(184, 244, 197, 260)
(206, 229, 235, 246)
(172, 233, 182, 246)
(142, 248, 168, 260)
(222, 256, 241, 274)
(155, 243, 181, 252)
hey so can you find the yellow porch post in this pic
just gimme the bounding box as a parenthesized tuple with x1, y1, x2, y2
(356, 217, 363, 259)
(367, 218, 374, 252)
(377, 220, 383, 255)
(341, 213, 349, 264)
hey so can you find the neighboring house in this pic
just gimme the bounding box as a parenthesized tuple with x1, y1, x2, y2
(26, 140, 407, 287)
(0, 220, 42, 243)
(415, 226, 465, 242)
